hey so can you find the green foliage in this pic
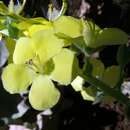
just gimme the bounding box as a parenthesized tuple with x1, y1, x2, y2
(0, 1, 8, 15)
(4, 37, 15, 63)
(0, 0, 130, 112)
(102, 66, 120, 87)
(72, 59, 121, 102)
(81, 87, 96, 101)
(89, 58, 105, 79)
(117, 45, 130, 68)
(71, 76, 96, 101)
(83, 20, 129, 48)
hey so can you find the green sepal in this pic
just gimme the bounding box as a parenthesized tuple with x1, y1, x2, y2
(4, 36, 16, 63)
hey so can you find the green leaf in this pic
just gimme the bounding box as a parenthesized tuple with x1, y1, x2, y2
(55, 32, 101, 55)
(83, 20, 128, 48)
(4, 37, 16, 63)
(13, 37, 34, 64)
(0, 1, 8, 15)
(72, 37, 95, 56)
(16, 21, 32, 31)
(1, 64, 36, 94)
(117, 45, 130, 68)
(96, 28, 128, 47)
(27, 17, 50, 24)
(51, 48, 77, 85)
(29, 75, 60, 110)
(15, 18, 52, 36)
(89, 58, 105, 79)
(53, 16, 83, 38)
(81, 87, 95, 101)
(55, 33, 98, 55)
(11, 16, 48, 26)
(83, 58, 93, 75)
(7, 23, 19, 39)
(102, 66, 120, 88)
(0, 24, 6, 30)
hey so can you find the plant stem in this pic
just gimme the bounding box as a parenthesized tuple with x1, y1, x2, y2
(81, 74, 130, 104)
(54, 0, 67, 20)
(115, 66, 124, 90)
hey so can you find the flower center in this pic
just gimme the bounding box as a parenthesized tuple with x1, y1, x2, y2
(26, 55, 44, 74)
(25, 54, 54, 75)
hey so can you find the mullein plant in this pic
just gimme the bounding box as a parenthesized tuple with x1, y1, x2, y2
(0, 0, 130, 114)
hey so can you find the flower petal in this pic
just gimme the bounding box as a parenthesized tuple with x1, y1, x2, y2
(51, 48, 77, 85)
(29, 75, 60, 110)
(53, 16, 83, 38)
(31, 30, 64, 64)
(71, 76, 84, 92)
(1, 64, 36, 94)
(13, 37, 34, 64)
(28, 24, 52, 36)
